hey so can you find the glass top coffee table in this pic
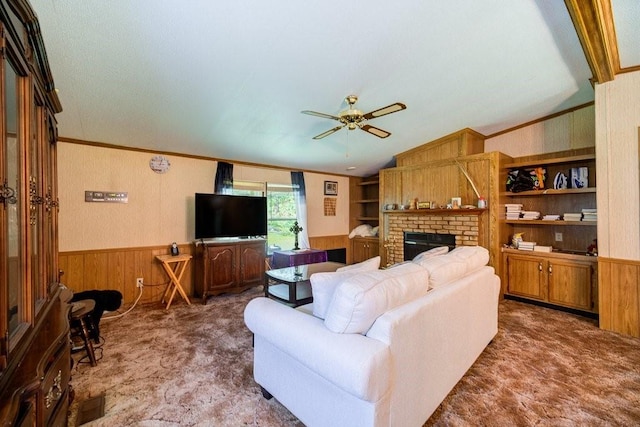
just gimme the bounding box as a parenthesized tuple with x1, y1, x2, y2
(265, 261, 344, 307)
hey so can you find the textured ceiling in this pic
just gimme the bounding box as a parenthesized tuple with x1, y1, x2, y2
(29, 1, 636, 176)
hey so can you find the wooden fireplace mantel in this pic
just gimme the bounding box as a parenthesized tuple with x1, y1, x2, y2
(383, 208, 487, 216)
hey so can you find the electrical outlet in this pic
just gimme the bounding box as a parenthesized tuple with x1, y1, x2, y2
(555, 232, 563, 242)
(136, 277, 144, 288)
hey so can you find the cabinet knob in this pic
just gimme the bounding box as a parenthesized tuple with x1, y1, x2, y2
(548, 264, 553, 275)
(538, 262, 543, 272)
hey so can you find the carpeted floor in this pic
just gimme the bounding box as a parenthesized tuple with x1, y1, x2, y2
(68, 287, 640, 426)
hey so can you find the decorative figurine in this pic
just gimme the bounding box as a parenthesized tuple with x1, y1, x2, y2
(290, 221, 303, 250)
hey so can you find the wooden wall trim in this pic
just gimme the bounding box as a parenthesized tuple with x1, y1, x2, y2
(59, 243, 196, 306)
(564, 0, 619, 83)
(598, 256, 640, 337)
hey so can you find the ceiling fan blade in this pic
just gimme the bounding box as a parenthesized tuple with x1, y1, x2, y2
(362, 102, 407, 120)
(313, 125, 345, 140)
(301, 110, 341, 121)
(361, 124, 391, 138)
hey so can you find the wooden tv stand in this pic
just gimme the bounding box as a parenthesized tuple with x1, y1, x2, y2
(194, 238, 266, 303)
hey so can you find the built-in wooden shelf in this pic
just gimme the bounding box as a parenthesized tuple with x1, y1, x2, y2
(504, 153, 595, 169)
(357, 216, 380, 221)
(503, 220, 597, 226)
(502, 247, 596, 261)
(501, 187, 596, 197)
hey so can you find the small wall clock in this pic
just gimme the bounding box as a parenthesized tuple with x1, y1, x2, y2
(149, 155, 171, 174)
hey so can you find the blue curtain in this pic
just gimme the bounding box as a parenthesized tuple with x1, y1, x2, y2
(214, 161, 233, 194)
(291, 171, 310, 249)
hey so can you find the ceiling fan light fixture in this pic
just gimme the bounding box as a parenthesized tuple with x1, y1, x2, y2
(302, 95, 406, 139)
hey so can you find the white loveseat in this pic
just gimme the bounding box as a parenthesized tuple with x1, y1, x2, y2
(244, 246, 500, 427)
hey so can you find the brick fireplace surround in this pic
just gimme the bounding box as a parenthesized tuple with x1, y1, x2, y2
(384, 210, 482, 265)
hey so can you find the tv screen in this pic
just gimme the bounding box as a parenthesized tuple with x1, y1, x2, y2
(195, 193, 267, 239)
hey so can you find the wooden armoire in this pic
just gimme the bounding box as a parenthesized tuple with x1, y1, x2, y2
(0, 0, 67, 425)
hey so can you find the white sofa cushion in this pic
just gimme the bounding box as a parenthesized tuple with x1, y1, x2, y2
(324, 262, 430, 334)
(412, 246, 449, 263)
(415, 245, 489, 288)
(336, 256, 381, 273)
(311, 256, 381, 319)
(447, 246, 490, 273)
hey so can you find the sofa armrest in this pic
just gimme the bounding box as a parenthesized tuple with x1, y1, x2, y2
(244, 297, 391, 401)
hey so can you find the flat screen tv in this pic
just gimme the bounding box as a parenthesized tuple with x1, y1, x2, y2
(195, 193, 267, 239)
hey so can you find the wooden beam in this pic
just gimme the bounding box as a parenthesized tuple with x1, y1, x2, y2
(564, 0, 619, 83)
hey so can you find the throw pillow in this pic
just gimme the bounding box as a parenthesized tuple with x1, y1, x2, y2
(324, 263, 430, 334)
(312, 256, 381, 319)
(311, 270, 360, 319)
(412, 246, 449, 263)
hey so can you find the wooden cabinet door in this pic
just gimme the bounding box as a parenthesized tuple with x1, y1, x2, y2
(352, 238, 369, 263)
(506, 253, 546, 300)
(369, 240, 380, 258)
(239, 242, 265, 288)
(547, 259, 594, 311)
(205, 245, 236, 291)
(352, 237, 380, 263)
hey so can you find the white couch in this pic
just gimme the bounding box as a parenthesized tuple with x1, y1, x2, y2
(244, 246, 500, 427)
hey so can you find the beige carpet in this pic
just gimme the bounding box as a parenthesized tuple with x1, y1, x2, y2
(68, 287, 640, 426)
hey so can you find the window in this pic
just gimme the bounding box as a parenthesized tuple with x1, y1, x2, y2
(233, 181, 296, 251)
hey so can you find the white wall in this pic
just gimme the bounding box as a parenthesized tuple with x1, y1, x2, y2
(594, 71, 640, 260)
(58, 143, 349, 251)
(485, 104, 594, 156)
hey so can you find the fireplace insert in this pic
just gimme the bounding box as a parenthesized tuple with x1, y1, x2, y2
(403, 232, 456, 260)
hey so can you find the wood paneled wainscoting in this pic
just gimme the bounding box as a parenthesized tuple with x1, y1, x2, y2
(59, 235, 350, 306)
(59, 244, 196, 306)
(308, 235, 351, 263)
(599, 257, 640, 338)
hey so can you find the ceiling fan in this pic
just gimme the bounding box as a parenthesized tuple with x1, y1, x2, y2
(302, 95, 406, 140)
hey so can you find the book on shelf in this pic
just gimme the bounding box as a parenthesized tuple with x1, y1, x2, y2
(533, 245, 553, 252)
(581, 208, 597, 222)
(517, 241, 536, 251)
(563, 213, 583, 221)
(521, 211, 540, 220)
(542, 214, 561, 221)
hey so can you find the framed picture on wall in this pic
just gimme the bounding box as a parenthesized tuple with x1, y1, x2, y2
(324, 181, 338, 196)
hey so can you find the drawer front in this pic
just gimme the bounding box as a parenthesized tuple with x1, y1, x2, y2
(41, 342, 71, 425)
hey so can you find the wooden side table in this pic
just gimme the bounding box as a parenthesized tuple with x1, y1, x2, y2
(156, 254, 192, 309)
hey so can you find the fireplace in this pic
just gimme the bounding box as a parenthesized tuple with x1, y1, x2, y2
(384, 210, 482, 265)
(403, 232, 456, 261)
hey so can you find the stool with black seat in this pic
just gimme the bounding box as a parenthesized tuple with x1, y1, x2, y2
(69, 299, 98, 367)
